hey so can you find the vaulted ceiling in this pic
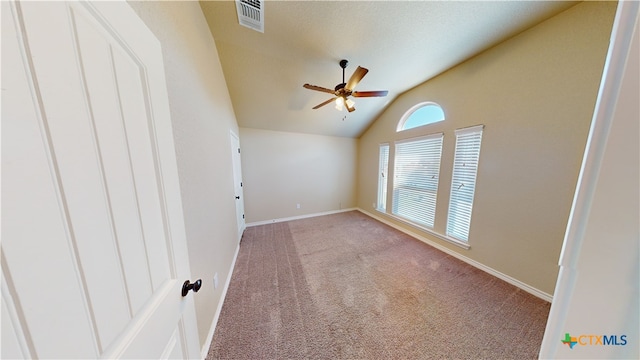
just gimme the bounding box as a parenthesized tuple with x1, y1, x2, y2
(200, 1, 578, 138)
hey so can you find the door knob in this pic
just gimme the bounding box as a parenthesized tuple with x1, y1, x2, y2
(235, 196, 240, 199)
(181, 279, 202, 297)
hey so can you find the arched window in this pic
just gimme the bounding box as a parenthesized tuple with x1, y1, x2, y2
(397, 102, 445, 131)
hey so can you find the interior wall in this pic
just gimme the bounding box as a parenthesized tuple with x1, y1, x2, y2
(127, 0, 240, 350)
(357, 1, 616, 296)
(240, 128, 357, 223)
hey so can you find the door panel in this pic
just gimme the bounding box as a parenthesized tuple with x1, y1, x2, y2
(1, 1, 199, 358)
(72, 8, 154, 317)
(1, 2, 98, 357)
(111, 42, 172, 294)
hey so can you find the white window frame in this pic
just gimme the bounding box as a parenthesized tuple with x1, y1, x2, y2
(446, 125, 484, 242)
(397, 102, 445, 132)
(376, 143, 390, 211)
(391, 133, 444, 229)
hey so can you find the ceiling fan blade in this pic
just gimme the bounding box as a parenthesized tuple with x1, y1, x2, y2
(312, 97, 337, 109)
(346, 103, 356, 112)
(345, 66, 369, 90)
(303, 84, 335, 94)
(352, 90, 389, 97)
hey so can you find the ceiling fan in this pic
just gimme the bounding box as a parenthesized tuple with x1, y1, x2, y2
(303, 59, 388, 113)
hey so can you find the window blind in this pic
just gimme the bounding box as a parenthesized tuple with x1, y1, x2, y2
(377, 144, 389, 211)
(392, 133, 444, 228)
(447, 125, 484, 241)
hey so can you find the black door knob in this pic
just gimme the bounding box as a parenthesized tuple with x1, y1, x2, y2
(235, 196, 240, 199)
(181, 279, 202, 297)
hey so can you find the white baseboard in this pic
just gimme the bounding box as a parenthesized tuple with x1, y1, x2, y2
(358, 208, 553, 303)
(200, 242, 241, 359)
(246, 208, 358, 227)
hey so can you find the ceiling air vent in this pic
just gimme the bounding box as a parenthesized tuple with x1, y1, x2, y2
(235, 0, 264, 33)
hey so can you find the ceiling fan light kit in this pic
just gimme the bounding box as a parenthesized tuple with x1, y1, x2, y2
(303, 59, 388, 113)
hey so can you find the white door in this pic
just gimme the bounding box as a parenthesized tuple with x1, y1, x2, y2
(230, 131, 246, 240)
(1, 1, 200, 358)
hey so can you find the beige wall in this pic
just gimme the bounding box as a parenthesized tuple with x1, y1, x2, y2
(240, 128, 357, 223)
(357, 1, 616, 296)
(128, 0, 240, 351)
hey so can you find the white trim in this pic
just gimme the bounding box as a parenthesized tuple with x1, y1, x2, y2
(394, 131, 443, 145)
(386, 212, 470, 250)
(237, 226, 246, 242)
(246, 208, 357, 227)
(230, 130, 246, 239)
(200, 243, 241, 359)
(377, 143, 390, 211)
(359, 208, 553, 302)
(539, 2, 639, 358)
(454, 124, 484, 135)
(557, 2, 638, 271)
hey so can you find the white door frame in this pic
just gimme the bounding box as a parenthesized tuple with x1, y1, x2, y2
(230, 130, 246, 240)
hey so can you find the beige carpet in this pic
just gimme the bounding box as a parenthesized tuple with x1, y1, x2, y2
(207, 211, 551, 359)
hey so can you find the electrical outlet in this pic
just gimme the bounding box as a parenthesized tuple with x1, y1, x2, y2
(213, 272, 219, 289)
(296, 203, 300, 209)
(373, 202, 376, 208)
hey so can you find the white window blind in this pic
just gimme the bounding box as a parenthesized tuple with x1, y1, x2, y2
(392, 133, 444, 228)
(447, 125, 484, 241)
(377, 144, 389, 211)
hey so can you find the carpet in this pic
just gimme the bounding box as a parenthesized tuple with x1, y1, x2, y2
(207, 211, 551, 359)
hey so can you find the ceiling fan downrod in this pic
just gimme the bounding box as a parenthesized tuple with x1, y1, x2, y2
(339, 59, 348, 82)
(335, 59, 349, 92)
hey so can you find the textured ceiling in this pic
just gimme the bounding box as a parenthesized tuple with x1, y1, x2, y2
(200, 1, 577, 138)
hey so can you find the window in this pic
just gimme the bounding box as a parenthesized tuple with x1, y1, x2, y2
(397, 102, 445, 131)
(377, 144, 389, 211)
(392, 133, 444, 228)
(447, 125, 484, 241)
